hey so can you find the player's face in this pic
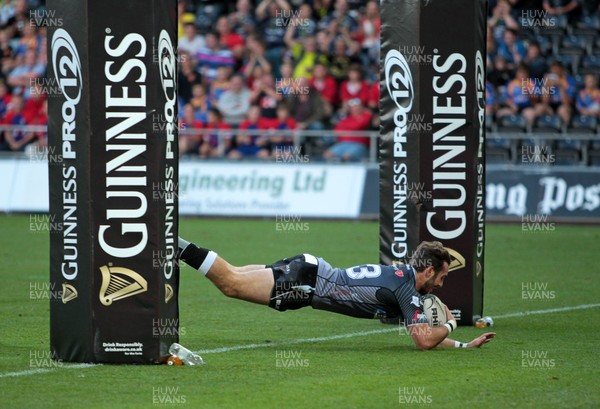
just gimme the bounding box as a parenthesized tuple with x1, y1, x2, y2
(420, 262, 449, 295)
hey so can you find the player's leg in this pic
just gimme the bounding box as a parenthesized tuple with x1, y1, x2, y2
(235, 264, 268, 273)
(178, 237, 273, 305)
(207, 257, 273, 305)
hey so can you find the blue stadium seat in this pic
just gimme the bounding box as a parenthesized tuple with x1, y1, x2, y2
(553, 149, 581, 165)
(555, 138, 583, 151)
(533, 115, 563, 134)
(498, 114, 528, 133)
(485, 114, 494, 133)
(486, 148, 511, 164)
(534, 35, 553, 55)
(580, 54, 600, 75)
(577, 15, 600, 30)
(572, 28, 598, 54)
(569, 115, 598, 134)
(560, 35, 588, 53)
(555, 53, 582, 74)
(589, 150, 600, 166)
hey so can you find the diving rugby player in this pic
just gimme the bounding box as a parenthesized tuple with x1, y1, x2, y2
(178, 238, 495, 350)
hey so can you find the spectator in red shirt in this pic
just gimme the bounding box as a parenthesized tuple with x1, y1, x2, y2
(216, 16, 245, 61)
(249, 73, 283, 119)
(264, 103, 296, 159)
(230, 105, 270, 159)
(0, 79, 12, 119)
(2, 94, 36, 151)
(310, 62, 337, 117)
(25, 98, 47, 152)
(324, 98, 372, 161)
(339, 64, 369, 109)
(356, 0, 380, 65)
(23, 82, 45, 122)
(199, 107, 232, 158)
(367, 80, 379, 112)
(179, 104, 204, 156)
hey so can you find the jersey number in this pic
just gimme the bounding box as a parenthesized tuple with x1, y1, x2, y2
(346, 265, 382, 279)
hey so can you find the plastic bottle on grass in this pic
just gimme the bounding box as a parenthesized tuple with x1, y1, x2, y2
(168, 343, 205, 365)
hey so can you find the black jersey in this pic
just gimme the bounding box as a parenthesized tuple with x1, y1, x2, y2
(311, 257, 428, 325)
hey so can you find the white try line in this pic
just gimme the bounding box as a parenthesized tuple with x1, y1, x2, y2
(0, 363, 99, 378)
(1, 303, 599, 378)
(195, 303, 600, 355)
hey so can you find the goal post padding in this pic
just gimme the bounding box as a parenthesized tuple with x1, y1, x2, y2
(379, 0, 487, 325)
(48, 0, 179, 363)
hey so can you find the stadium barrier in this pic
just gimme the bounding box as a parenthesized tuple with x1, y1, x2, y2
(2, 157, 598, 220)
(2, 124, 597, 165)
(379, 0, 487, 325)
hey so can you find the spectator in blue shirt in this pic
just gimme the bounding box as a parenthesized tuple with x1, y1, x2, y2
(497, 28, 526, 71)
(195, 32, 235, 84)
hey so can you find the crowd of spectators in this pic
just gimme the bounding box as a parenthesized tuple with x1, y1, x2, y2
(174, 0, 381, 161)
(486, 0, 600, 130)
(0, 0, 598, 163)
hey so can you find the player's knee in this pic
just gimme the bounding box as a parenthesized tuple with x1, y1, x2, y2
(220, 283, 239, 299)
(218, 275, 241, 299)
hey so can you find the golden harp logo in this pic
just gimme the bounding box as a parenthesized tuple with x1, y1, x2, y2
(61, 283, 78, 304)
(446, 248, 466, 272)
(99, 265, 148, 306)
(165, 284, 174, 304)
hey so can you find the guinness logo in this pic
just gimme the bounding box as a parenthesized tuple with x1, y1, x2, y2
(99, 265, 147, 306)
(165, 284, 174, 303)
(446, 248, 466, 272)
(62, 283, 78, 304)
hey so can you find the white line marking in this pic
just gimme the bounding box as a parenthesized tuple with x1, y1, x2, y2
(196, 303, 600, 355)
(196, 328, 398, 354)
(2, 303, 599, 377)
(0, 363, 100, 378)
(492, 303, 600, 319)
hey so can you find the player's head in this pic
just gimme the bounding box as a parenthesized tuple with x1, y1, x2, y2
(411, 241, 451, 295)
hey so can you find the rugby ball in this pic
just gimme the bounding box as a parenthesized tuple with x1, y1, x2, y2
(421, 294, 448, 327)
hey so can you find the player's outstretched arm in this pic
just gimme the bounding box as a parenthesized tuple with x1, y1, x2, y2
(435, 305, 496, 348)
(408, 324, 453, 350)
(436, 333, 496, 349)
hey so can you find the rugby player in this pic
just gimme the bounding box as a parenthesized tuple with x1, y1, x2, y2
(178, 237, 495, 350)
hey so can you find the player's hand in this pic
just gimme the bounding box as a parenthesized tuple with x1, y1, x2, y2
(467, 332, 496, 348)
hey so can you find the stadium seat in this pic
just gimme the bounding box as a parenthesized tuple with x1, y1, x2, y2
(569, 115, 598, 134)
(553, 149, 581, 165)
(497, 114, 528, 133)
(580, 54, 600, 75)
(572, 28, 598, 54)
(560, 35, 588, 53)
(555, 138, 583, 152)
(588, 150, 600, 166)
(555, 53, 582, 75)
(573, 74, 585, 90)
(486, 136, 512, 150)
(577, 15, 600, 30)
(533, 115, 563, 134)
(486, 148, 511, 164)
(534, 35, 553, 55)
(485, 114, 495, 133)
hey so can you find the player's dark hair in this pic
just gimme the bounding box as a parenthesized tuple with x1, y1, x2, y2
(409, 241, 451, 274)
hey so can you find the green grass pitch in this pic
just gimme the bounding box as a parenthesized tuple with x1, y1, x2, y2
(0, 215, 598, 408)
